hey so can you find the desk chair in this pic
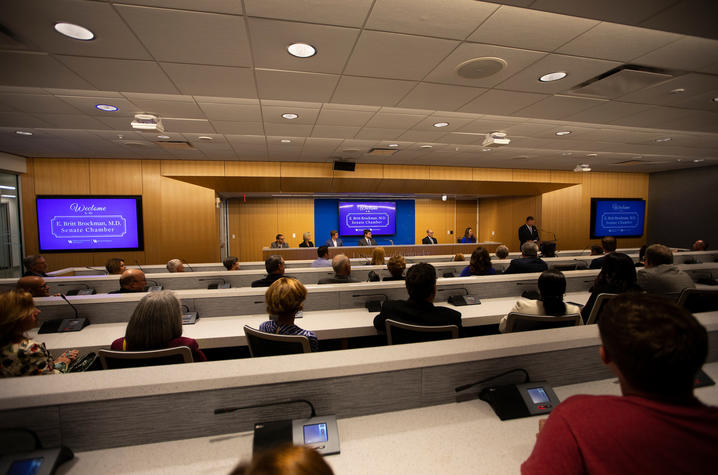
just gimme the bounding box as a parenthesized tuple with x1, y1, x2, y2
(384, 319, 459, 345)
(244, 325, 312, 357)
(504, 313, 581, 333)
(98, 346, 193, 369)
(586, 293, 618, 325)
(550, 263, 579, 272)
(677, 288, 718, 313)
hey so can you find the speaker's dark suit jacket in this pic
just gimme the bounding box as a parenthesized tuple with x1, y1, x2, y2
(422, 236, 438, 244)
(373, 299, 462, 332)
(357, 237, 377, 246)
(518, 225, 539, 245)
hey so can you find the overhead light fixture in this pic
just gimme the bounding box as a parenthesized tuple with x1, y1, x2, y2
(288, 43, 316, 58)
(15, 131, 32, 136)
(481, 148, 492, 152)
(1, 195, 17, 199)
(420, 144, 433, 149)
(131, 113, 164, 132)
(482, 131, 510, 147)
(198, 136, 213, 141)
(655, 137, 672, 143)
(0, 185, 16, 190)
(539, 71, 567, 82)
(670, 88, 686, 94)
(433, 122, 449, 128)
(282, 113, 299, 120)
(713, 97, 718, 103)
(693, 159, 705, 163)
(54, 22, 95, 41)
(441, 194, 447, 201)
(561, 152, 573, 156)
(281, 139, 292, 143)
(574, 164, 591, 172)
(586, 153, 598, 157)
(157, 135, 170, 139)
(388, 143, 399, 147)
(95, 104, 118, 112)
(555, 131, 571, 136)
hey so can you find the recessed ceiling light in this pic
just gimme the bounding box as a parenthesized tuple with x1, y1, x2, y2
(655, 137, 672, 143)
(555, 131, 571, 136)
(198, 136, 213, 141)
(287, 43, 316, 58)
(420, 144, 433, 149)
(282, 113, 298, 120)
(433, 122, 449, 128)
(15, 131, 32, 136)
(441, 194, 447, 201)
(481, 148, 492, 152)
(54, 22, 95, 41)
(156, 135, 170, 139)
(713, 97, 718, 103)
(586, 153, 598, 157)
(693, 159, 705, 163)
(539, 71, 567, 82)
(281, 139, 292, 143)
(670, 88, 686, 94)
(561, 152, 573, 156)
(95, 104, 118, 112)
(388, 143, 399, 147)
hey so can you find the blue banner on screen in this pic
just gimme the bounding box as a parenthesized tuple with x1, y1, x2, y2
(36, 196, 144, 252)
(338, 201, 396, 236)
(590, 199, 645, 238)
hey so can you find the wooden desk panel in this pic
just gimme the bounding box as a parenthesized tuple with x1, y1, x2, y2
(263, 242, 503, 260)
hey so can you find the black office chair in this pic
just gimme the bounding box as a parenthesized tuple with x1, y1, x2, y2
(586, 293, 618, 325)
(384, 319, 459, 345)
(504, 313, 581, 333)
(244, 325, 312, 357)
(97, 346, 193, 369)
(677, 288, 718, 313)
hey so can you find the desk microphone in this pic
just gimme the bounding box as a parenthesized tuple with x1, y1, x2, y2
(38, 294, 89, 334)
(135, 259, 145, 272)
(86, 266, 107, 275)
(60, 293, 80, 319)
(57, 282, 96, 295)
(215, 399, 316, 417)
(181, 303, 199, 324)
(455, 368, 530, 393)
(146, 279, 163, 291)
(352, 293, 388, 312)
(180, 259, 194, 272)
(199, 277, 230, 289)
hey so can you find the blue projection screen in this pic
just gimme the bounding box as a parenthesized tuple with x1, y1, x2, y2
(36, 196, 144, 252)
(338, 201, 396, 236)
(590, 198, 645, 238)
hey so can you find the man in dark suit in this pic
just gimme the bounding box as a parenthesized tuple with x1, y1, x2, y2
(22, 255, 48, 277)
(518, 216, 540, 246)
(324, 230, 343, 247)
(358, 229, 377, 246)
(504, 242, 548, 274)
(422, 229, 438, 245)
(373, 262, 462, 332)
(251, 255, 287, 287)
(318, 254, 359, 284)
(590, 236, 617, 269)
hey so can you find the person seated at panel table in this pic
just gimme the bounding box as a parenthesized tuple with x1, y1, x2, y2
(369, 247, 385, 265)
(460, 227, 476, 244)
(223, 256, 240, 271)
(298, 232, 314, 248)
(230, 444, 333, 475)
(109, 269, 148, 294)
(521, 294, 718, 474)
(251, 255, 287, 288)
(589, 236, 617, 269)
(460, 247, 497, 277)
(0, 290, 79, 377)
(22, 254, 48, 277)
(358, 229, 377, 246)
(110, 290, 206, 362)
(691, 239, 707, 251)
(166, 258, 185, 273)
(373, 262, 462, 332)
(422, 229, 438, 245)
(499, 269, 582, 333)
(318, 254, 359, 284)
(16, 276, 50, 298)
(270, 233, 289, 249)
(581, 252, 642, 323)
(495, 245, 509, 260)
(105, 257, 126, 275)
(637, 244, 695, 295)
(257, 278, 318, 352)
(324, 230, 343, 248)
(504, 242, 548, 275)
(383, 255, 406, 281)
(311, 246, 331, 268)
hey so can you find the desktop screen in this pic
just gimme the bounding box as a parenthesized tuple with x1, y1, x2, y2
(338, 201, 396, 236)
(590, 198, 645, 238)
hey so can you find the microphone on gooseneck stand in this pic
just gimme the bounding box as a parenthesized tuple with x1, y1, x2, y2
(39, 293, 89, 334)
(135, 259, 145, 272)
(60, 293, 79, 319)
(180, 259, 194, 272)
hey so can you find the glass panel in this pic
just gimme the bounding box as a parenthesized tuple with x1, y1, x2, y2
(0, 172, 22, 277)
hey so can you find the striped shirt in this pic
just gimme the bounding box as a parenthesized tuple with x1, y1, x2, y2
(258, 321, 318, 352)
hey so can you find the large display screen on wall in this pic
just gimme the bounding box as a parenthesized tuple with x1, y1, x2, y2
(590, 198, 645, 238)
(36, 195, 144, 252)
(338, 201, 396, 236)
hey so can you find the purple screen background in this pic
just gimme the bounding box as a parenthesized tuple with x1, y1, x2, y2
(37, 197, 142, 251)
(338, 201, 396, 236)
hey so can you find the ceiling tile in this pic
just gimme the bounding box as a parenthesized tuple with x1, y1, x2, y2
(398, 83, 485, 111)
(263, 123, 314, 136)
(116, 5, 251, 66)
(161, 119, 215, 133)
(331, 76, 416, 106)
(0, 94, 81, 115)
(244, 0, 373, 27)
(609, 106, 696, 128)
(563, 100, 654, 123)
(529, 0, 677, 26)
(513, 95, 607, 119)
(0, 52, 95, 90)
(673, 89, 718, 112)
(126, 98, 206, 119)
(311, 125, 361, 138)
(468, 6, 599, 52)
(211, 121, 264, 135)
(315, 108, 375, 127)
(255, 69, 339, 102)
(639, 1, 718, 41)
(55, 96, 138, 117)
(0, 112, 50, 128)
(633, 36, 718, 71)
(38, 114, 111, 130)
(353, 128, 408, 140)
(364, 112, 426, 129)
(617, 73, 718, 106)
(459, 89, 548, 114)
(161, 63, 257, 98)
(197, 102, 261, 121)
(108, 0, 244, 14)
(261, 106, 320, 125)
(398, 130, 452, 142)
(57, 56, 179, 94)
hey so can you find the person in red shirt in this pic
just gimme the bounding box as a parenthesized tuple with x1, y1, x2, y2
(522, 293, 718, 475)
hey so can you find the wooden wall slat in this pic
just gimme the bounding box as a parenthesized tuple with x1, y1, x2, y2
(89, 159, 142, 195)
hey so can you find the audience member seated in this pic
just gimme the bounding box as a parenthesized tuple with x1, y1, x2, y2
(638, 244, 695, 294)
(166, 258, 185, 273)
(16, 276, 50, 297)
(373, 263, 462, 332)
(495, 245, 509, 260)
(298, 232, 314, 248)
(369, 247, 385, 265)
(270, 234, 289, 249)
(318, 254, 359, 284)
(0, 290, 79, 377)
(258, 278, 318, 352)
(22, 255, 48, 277)
(384, 255, 406, 281)
(582, 252, 642, 323)
(504, 242, 548, 275)
(460, 247, 497, 277)
(590, 245, 603, 256)
(453, 253, 465, 262)
(590, 236, 617, 269)
(230, 444, 333, 475)
(105, 257, 126, 275)
(223, 256, 240, 271)
(109, 269, 148, 294)
(522, 294, 718, 474)
(252, 255, 286, 288)
(460, 226, 476, 243)
(358, 229, 377, 246)
(499, 270, 581, 333)
(692, 239, 707, 251)
(311, 246, 331, 268)
(111, 290, 206, 362)
(635, 244, 647, 268)
(324, 230, 343, 247)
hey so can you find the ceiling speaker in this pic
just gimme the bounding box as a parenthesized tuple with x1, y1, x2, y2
(333, 161, 356, 172)
(456, 57, 507, 79)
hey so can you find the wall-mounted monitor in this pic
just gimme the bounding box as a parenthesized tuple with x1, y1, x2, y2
(36, 195, 144, 252)
(590, 198, 645, 239)
(338, 201, 396, 236)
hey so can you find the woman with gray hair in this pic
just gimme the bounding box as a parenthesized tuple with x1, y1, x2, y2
(166, 258, 185, 272)
(110, 290, 206, 362)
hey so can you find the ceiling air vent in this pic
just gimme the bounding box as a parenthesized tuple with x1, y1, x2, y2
(569, 65, 675, 99)
(367, 148, 398, 156)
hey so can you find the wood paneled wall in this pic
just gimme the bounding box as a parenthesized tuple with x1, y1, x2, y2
(478, 195, 542, 251)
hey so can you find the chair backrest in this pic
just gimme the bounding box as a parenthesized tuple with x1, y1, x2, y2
(677, 288, 718, 313)
(244, 325, 312, 357)
(505, 313, 581, 333)
(550, 263, 577, 272)
(586, 293, 618, 325)
(98, 346, 193, 369)
(384, 319, 459, 345)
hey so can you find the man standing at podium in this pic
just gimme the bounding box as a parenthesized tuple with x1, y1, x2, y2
(518, 216, 540, 246)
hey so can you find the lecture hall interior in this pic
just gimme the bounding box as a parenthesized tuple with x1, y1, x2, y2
(0, 1, 717, 474)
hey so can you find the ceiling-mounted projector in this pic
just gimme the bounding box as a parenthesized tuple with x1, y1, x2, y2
(482, 132, 510, 147)
(131, 113, 164, 133)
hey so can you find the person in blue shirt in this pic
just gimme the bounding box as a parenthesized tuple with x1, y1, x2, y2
(460, 247, 497, 277)
(311, 246, 331, 267)
(258, 277, 318, 352)
(460, 227, 476, 243)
